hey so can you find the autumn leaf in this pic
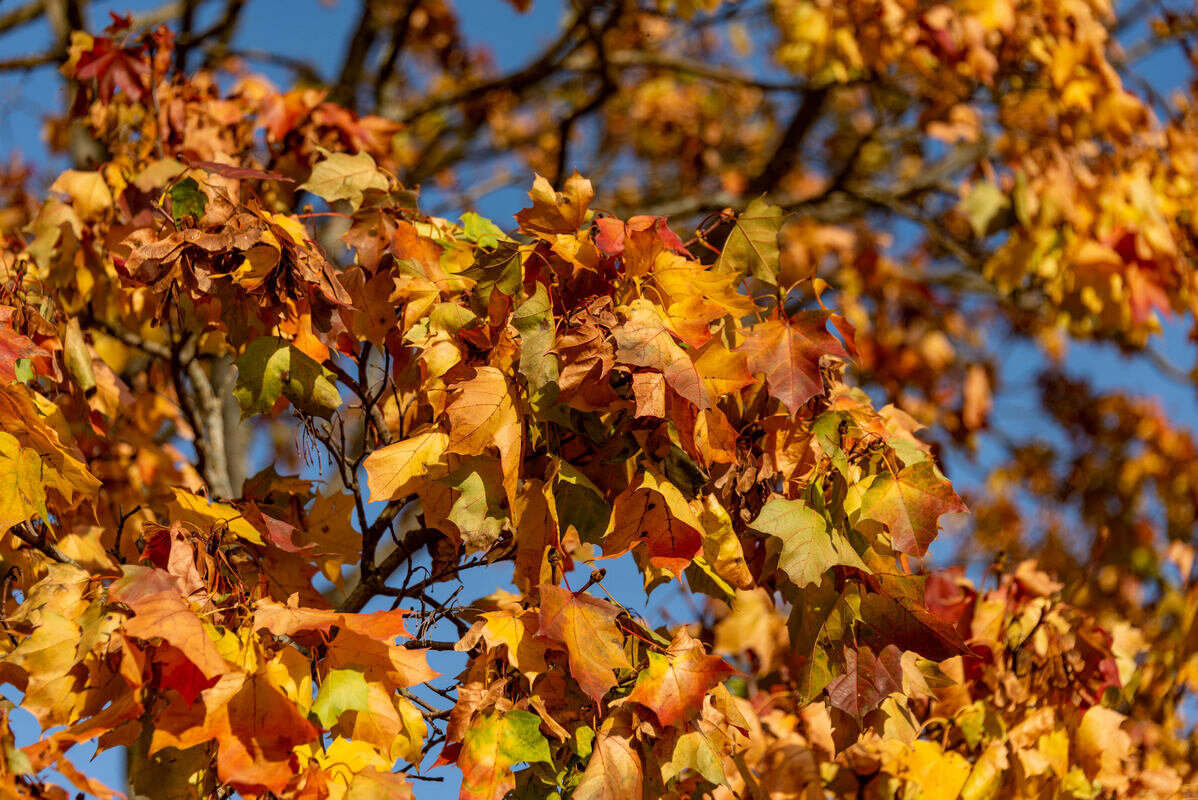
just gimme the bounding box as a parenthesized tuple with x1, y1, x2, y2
(49, 170, 113, 220)
(663, 730, 727, 786)
(312, 668, 371, 727)
(0, 313, 48, 383)
(573, 722, 643, 800)
(825, 643, 904, 720)
(233, 336, 342, 419)
(603, 468, 703, 575)
(73, 36, 149, 102)
(857, 572, 971, 661)
(446, 366, 522, 506)
(458, 709, 551, 800)
(537, 584, 632, 703)
(363, 430, 449, 501)
(299, 149, 390, 210)
(515, 171, 593, 234)
(859, 461, 968, 556)
(714, 197, 784, 284)
(613, 299, 708, 409)
(0, 431, 49, 533)
(620, 628, 734, 728)
(455, 608, 548, 680)
(900, 741, 973, 800)
(110, 566, 231, 683)
(738, 311, 848, 412)
(150, 670, 319, 794)
(749, 497, 866, 587)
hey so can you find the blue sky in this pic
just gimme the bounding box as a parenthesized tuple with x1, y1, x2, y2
(0, 1, 1195, 797)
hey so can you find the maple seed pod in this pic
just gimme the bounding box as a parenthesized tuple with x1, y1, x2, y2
(63, 317, 97, 397)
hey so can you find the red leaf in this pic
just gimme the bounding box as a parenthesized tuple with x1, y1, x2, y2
(75, 38, 150, 103)
(825, 643, 903, 720)
(737, 310, 848, 412)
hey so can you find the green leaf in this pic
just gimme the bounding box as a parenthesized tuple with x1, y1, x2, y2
(749, 498, 865, 588)
(299, 149, 389, 210)
(311, 668, 370, 727)
(715, 197, 784, 284)
(663, 731, 726, 786)
(465, 241, 523, 321)
(570, 726, 595, 760)
(233, 336, 342, 419)
(462, 212, 508, 248)
(551, 459, 609, 543)
(168, 177, 208, 222)
(13, 358, 33, 384)
(511, 284, 561, 417)
(443, 459, 507, 554)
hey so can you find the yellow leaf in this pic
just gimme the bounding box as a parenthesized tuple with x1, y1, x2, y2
(446, 367, 521, 507)
(49, 170, 113, 220)
(168, 488, 264, 544)
(363, 431, 449, 502)
(902, 741, 971, 800)
(1077, 706, 1131, 792)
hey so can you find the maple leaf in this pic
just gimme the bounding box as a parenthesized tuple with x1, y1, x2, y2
(253, 598, 438, 691)
(364, 430, 449, 501)
(458, 709, 551, 800)
(613, 299, 708, 409)
(455, 608, 549, 680)
(180, 158, 293, 182)
(857, 572, 972, 661)
(300, 491, 362, 586)
(825, 643, 904, 720)
(537, 584, 632, 703)
(859, 460, 968, 556)
(511, 285, 561, 414)
(663, 729, 727, 786)
(0, 310, 47, 383)
(299, 149, 390, 210)
(900, 741, 973, 800)
(446, 366, 522, 507)
(74, 36, 150, 102)
(749, 497, 866, 587)
(150, 670, 319, 794)
(714, 197, 784, 284)
(692, 338, 756, 400)
(603, 468, 703, 575)
(234, 336, 342, 419)
(620, 628, 734, 728)
(573, 723, 643, 800)
(110, 567, 231, 684)
(738, 310, 849, 413)
(515, 171, 594, 234)
(0, 431, 49, 533)
(311, 668, 371, 727)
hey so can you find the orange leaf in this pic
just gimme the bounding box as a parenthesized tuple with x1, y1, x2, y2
(537, 584, 631, 703)
(620, 628, 734, 728)
(737, 311, 848, 412)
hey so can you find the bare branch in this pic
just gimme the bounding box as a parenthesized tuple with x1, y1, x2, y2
(0, 1, 47, 36)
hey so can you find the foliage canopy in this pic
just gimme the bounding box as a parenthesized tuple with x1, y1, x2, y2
(0, 1, 1194, 799)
